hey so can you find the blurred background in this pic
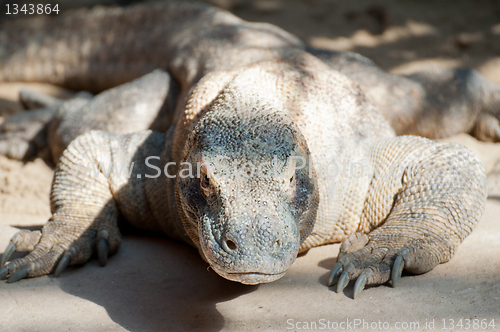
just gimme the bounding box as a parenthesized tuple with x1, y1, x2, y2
(1, 0, 499, 83)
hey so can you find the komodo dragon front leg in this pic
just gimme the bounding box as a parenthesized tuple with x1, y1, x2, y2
(328, 136, 487, 298)
(0, 129, 181, 281)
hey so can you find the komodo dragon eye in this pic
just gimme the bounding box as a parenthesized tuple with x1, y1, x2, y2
(199, 163, 214, 195)
(200, 173, 210, 192)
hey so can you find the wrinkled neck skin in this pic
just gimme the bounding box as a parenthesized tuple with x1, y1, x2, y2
(176, 96, 318, 285)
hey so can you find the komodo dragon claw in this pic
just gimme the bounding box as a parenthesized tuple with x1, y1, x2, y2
(327, 262, 343, 286)
(97, 238, 109, 267)
(7, 267, 27, 283)
(0, 241, 15, 267)
(336, 271, 350, 293)
(54, 254, 71, 277)
(0, 266, 7, 279)
(391, 255, 405, 288)
(353, 273, 367, 299)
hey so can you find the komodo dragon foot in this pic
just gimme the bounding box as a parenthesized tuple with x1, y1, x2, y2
(0, 214, 121, 282)
(328, 232, 440, 299)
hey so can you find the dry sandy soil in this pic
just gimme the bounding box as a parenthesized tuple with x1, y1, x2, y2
(0, 0, 499, 331)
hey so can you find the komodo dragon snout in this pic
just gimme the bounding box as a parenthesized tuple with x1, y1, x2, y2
(177, 100, 317, 285)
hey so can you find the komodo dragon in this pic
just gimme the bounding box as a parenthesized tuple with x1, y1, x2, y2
(0, 2, 496, 298)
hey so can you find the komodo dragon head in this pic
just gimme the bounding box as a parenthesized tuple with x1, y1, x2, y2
(176, 70, 318, 284)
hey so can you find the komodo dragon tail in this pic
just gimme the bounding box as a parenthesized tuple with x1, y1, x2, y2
(0, 3, 220, 93)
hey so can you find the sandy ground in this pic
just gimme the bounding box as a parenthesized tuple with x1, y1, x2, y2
(0, 0, 500, 331)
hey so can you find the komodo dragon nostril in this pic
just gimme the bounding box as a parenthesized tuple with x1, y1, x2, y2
(226, 238, 237, 251)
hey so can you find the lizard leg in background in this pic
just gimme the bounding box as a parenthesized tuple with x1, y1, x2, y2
(309, 48, 500, 141)
(0, 87, 70, 160)
(0, 69, 178, 163)
(0, 107, 59, 161)
(0, 129, 177, 281)
(328, 136, 487, 298)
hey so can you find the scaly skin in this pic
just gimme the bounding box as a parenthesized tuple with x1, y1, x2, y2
(0, 3, 489, 297)
(309, 49, 500, 140)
